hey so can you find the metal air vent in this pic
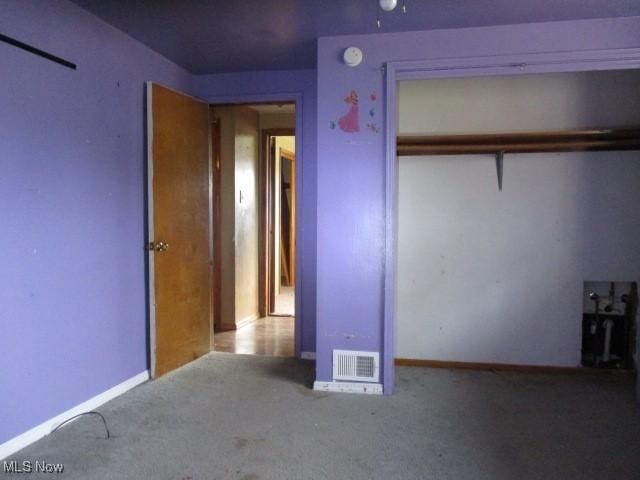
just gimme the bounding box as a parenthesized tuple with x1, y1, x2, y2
(332, 350, 380, 382)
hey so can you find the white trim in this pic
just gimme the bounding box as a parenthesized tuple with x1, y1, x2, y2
(146, 81, 157, 379)
(300, 351, 316, 360)
(0, 371, 149, 461)
(235, 313, 260, 330)
(313, 381, 383, 395)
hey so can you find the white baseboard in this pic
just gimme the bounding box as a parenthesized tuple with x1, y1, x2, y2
(236, 313, 260, 330)
(300, 351, 316, 360)
(313, 381, 383, 395)
(0, 370, 149, 460)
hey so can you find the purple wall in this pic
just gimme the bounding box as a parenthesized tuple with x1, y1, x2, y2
(0, 0, 192, 444)
(2, 1, 640, 450)
(315, 16, 640, 391)
(193, 71, 318, 354)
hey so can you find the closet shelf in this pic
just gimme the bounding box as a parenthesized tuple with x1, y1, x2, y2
(397, 128, 640, 156)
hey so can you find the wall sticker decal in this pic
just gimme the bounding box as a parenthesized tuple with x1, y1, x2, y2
(338, 90, 360, 133)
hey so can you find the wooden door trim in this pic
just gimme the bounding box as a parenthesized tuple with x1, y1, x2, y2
(280, 147, 296, 286)
(259, 128, 295, 317)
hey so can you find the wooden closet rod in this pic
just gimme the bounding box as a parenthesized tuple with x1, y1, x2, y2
(397, 128, 640, 156)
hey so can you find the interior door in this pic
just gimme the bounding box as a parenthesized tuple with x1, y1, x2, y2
(147, 83, 212, 378)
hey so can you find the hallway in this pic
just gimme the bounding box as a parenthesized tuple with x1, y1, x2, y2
(212, 316, 294, 357)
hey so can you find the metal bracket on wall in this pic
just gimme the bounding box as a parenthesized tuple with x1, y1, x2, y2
(495, 151, 504, 191)
(0, 32, 76, 70)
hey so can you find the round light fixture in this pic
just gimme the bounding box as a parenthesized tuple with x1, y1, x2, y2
(343, 47, 363, 67)
(379, 0, 398, 11)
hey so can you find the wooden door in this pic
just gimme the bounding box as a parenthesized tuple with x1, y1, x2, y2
(147, 83, 212, 378)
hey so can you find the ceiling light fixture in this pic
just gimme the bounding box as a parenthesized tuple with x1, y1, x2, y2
(377, 0, 407, 28)
(379, 0, 397, 11)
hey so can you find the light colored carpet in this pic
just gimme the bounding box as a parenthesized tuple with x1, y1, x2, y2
(5, 353, 640, 479)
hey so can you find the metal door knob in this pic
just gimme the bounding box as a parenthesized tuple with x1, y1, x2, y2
(148, 241, 169, 252)
(155, 241, 169, 252)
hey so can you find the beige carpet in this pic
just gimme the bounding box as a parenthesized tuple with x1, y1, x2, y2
(5, 353, 640, 479)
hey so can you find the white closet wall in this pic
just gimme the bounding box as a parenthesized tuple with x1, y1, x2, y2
(396, 70, 640, 366)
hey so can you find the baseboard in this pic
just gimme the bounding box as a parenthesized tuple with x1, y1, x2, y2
(313, 381, 383, 395)
(394, 358, 626, 374)
(235, 313, 260, 330)
(300, 351, 316, 360)
(0, 370, 149, 460)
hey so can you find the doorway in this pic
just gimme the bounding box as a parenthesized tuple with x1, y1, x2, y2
(383, 53, 640, 393)
(210, 104, 297, 357)
(269, 135, 296, 317)
(147, 87, 302, 377)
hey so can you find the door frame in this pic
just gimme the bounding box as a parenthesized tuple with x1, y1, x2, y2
(383, 48, 640, 393)
(279, 147, 296, 290)
(146, 82, 213, 378)
(260, 128, 296, 317)
(146, 83, 156, 375)
(206, 93, 304, 357)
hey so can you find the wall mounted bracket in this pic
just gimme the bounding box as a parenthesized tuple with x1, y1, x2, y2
(0, 32, 76, 70)
(496, 151, 504, 191)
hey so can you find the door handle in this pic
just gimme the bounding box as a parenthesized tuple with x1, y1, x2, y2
(148, 241, 169, 252)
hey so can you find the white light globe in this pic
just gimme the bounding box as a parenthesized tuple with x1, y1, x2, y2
(379, 0, 398, 11)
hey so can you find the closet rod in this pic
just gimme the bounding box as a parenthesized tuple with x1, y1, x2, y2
(397, 128, 640, 156)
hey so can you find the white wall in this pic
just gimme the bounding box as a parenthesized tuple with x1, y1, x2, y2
(214, 106, 260, 329)
(398, 70, 640, 134)
(234, 107, 260, 326)
(396, 70, 640, 366)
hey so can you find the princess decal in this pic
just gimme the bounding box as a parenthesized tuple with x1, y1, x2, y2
(338, 90, 360, 133)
